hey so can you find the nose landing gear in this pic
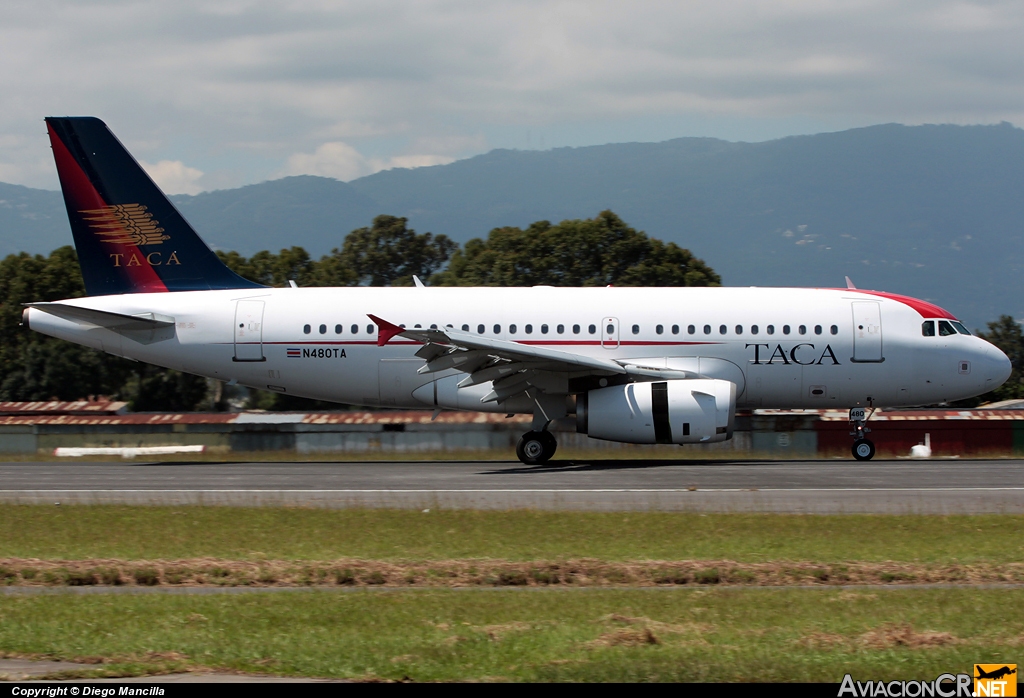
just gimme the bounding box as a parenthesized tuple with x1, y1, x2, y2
(516, 430, 557, 465)
(849, 407, 875, 460)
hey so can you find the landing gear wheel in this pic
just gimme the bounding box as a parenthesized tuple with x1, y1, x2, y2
(852, 439, 876, 461)
(516, 430, 557, 465)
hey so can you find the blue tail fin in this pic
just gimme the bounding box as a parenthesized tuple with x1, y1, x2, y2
(45, 116, 264, 295)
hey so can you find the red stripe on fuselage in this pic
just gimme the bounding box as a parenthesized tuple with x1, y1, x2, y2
(257, 340, 723, 347)
(47, 123, 167, 293)
(835, 288, 955, 320)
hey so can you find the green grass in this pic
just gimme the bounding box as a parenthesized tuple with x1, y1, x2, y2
(0, 587, 1019, 681)
(1, 506, 1024, 563)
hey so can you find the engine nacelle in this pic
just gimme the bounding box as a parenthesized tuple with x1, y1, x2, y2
(577, 379, 736, 444)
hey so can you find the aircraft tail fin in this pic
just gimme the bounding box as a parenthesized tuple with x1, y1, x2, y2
(44, 116, 264, 296)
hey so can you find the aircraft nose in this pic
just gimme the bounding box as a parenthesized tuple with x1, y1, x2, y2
(986, 344, 1013, 387)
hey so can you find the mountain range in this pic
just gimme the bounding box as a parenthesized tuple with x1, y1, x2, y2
(2, 122, 1022, 329)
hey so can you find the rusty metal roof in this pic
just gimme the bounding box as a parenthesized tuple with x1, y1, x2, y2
(814, 409, 1024, 421)
(0, 399, 128, 415)
(0, 409, 532, 427)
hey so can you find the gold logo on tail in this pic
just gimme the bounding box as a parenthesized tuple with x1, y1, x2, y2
(80, 204, 169, 246)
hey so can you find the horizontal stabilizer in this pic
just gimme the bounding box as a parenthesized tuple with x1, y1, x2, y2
(27, 302, 176, 345)
(27, 303, 174, 330)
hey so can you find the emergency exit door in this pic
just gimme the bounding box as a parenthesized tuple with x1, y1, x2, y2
(851, 301, 883, 362)
(601, 317, 619, 349)
(234, 300, 266, 362)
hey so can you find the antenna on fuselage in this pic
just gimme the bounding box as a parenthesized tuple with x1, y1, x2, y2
(413, 275, 426, 288)
(845, 276, 857, 290)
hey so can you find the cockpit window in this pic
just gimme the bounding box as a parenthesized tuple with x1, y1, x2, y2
(921, 321, 935, 337)
(938, 320, 957, 336)
(951, 321, 972, 335)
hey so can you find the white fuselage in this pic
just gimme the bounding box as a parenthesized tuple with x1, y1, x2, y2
(25, 286, 1011, 411)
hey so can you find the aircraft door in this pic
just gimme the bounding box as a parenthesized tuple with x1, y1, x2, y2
(234, 300, 266, 362)
(601, 317, 619, 349)
(851, 301, 883, 362)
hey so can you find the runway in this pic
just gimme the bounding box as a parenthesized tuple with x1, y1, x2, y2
(1, 457, 1023, 513)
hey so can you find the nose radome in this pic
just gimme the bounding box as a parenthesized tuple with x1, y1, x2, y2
(986, 344, 1013, 386)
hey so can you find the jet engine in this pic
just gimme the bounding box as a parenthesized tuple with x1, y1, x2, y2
(576, 379, 736, 444)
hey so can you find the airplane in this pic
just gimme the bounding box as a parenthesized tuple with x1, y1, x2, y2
(975, 666, 1016, 681)
(23, 117, 1013, 464)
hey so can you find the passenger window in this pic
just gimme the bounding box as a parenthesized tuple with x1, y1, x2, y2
(573, 324, 581, 334)
(703, 324, 711, 335)
(830, 325, 838, 335)
(414, 324, 422, 329)
(589, 324, 596, 334)
(526, 324, 533, 334)
(430, 324, 437, 330)
(735, 325, 743, 334)
(952, 322, 971, 335)
(334, 324, 342, 334)
(607, 324, 615, 334)
(367, 324, 374, 334)
(922, 321, 935, 337)
(303, 324, 311, 334)
(656, 324, 664, 335)
(493, 324, 501, 334)
(477, 324, 485, 334)
(767, 325, 775, 335)
(687, 325, 695, 335)
(783, 325, 791, 335)
(814, 325, 822, 335)
(557, 324, 565, 334)
(672, 325, 679, 335)
(541, 324, 549, 334)
(938, 320, 957, 337)
(719, 325, 727, 335)
(462, 324, 469, 331)
(319, 324, 327, 335)
(751, 325, 759, 335)
(799, 325, 806, 335)
(509, 324, 517, 334)
(632, 324, 640, 335)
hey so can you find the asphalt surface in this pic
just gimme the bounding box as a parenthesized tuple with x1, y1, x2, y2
(1, 457, 1023, 513)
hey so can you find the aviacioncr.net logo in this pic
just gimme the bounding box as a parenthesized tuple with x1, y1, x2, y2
(839, 673, 974, 697)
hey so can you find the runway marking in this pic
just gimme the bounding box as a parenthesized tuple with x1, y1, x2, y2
(2, 488, 1024, 494)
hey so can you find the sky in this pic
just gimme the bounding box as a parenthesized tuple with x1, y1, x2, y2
(2, 0, 1023, 194)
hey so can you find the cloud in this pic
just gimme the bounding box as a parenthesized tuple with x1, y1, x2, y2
(2, 1, 1024, 190)
(282, 141, 454, 181)
(139, 160, 205, 195)
(282, 142, 369, 181)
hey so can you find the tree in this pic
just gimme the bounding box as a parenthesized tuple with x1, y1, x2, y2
(329, 215, 456, 287)
(0, 247, 208, 409)
(216, 247, 321, 287)
(430, 210, 720, 287)
(0, 247, 134, 401)
(975, 315, 1024, 402)
(124, 365, 212, 412)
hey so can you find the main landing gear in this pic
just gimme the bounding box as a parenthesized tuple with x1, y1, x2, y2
(849, 407, 875, 461)
(516, 391, 565, 465)
(516, 430, 557, 465)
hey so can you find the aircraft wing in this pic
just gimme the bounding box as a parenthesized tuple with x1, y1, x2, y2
(369, 314, 692, 403)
